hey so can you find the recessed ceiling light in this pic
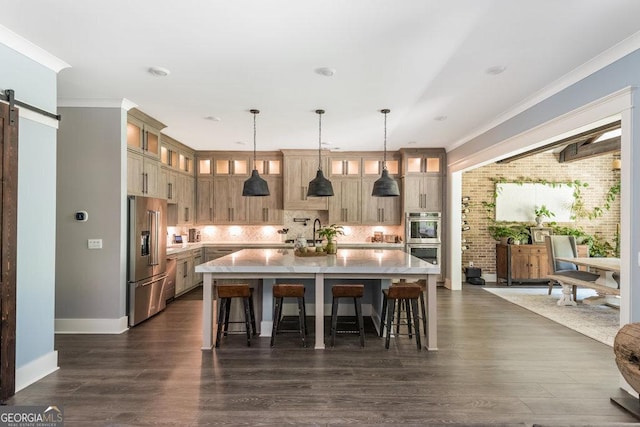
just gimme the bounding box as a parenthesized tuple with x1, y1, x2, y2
(434, 115, 448, 121)
(407, 141, 417, 145)
(315, 67, 336, 77)
(486, 65, 506, 75)
(148, 66, 171, 77)
(321, 141, 331, 146)
(235, 141, 246, 145)
(204, 116, 221, 122)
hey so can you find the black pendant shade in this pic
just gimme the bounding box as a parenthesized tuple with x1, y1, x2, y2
(243, 169, 270, 196)
(372, 168, 400, 197)
(372, 108, 400, 197)
(306, 109, 334, 197)
(307, 169, 334, 197)
(242, 109, 270, 197)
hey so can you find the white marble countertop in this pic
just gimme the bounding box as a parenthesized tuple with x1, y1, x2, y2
(195, 248, 439, 274)
(167, 241, 404, 256)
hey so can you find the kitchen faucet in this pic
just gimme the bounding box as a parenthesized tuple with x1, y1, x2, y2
(312, 218, 322, 245)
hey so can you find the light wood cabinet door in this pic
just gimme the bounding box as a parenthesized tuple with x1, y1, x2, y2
(283, 155, 328, 210)
(247, 177, 283, 224)
(361, 178, 401, 225)
(176, 174, 194, 225)
(213, 177, 247, 224)
(127, 150, 161, 198)
(328, 179, 361, 224)
(127, 151, 144, 195)
(196, 178, 214, 224)
(402, 176, 442, 212)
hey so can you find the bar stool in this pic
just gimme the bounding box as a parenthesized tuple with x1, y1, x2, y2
(330, 284, 365, 347)
(271, 284, 308, 347)
(390, 280, 427, 335)
(216, 284, 256, 348)
(380, 285, 422, 350)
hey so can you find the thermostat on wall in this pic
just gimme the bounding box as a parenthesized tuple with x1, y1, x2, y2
(75, 211, 88, 222)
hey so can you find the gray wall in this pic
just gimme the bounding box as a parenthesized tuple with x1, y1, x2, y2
(0, 43, 58, 383)
(56, 107, 127, 321)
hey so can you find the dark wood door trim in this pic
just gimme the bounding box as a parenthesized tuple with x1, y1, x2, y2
(0, 101, 18, 402)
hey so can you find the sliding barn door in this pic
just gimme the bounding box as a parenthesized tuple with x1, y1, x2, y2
(0, 101, 18, 402)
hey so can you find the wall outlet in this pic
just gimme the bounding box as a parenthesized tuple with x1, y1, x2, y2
(469, 261, 474, 267)
(88, 239, 102, 249)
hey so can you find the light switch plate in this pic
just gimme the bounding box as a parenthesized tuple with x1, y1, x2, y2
(88, 239, 102, 249)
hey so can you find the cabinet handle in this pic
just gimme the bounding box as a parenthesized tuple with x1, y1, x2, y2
(302, 186, 307, 200)
(183, 261, 188, 278)
(184, 207, 189, 222)
(168, 182, 172, 199)
(209, 207, 213, 222)
(380, 208, 385, 223)
(263, 208, 268, 222)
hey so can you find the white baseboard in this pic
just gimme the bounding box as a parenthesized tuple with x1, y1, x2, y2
(55, 316, 129, 334)
(16, 350, 59, 392)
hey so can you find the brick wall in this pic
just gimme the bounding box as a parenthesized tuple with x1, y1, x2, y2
(461, 152, 620, 276)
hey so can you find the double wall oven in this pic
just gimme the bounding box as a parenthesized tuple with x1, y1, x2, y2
(405, 212, 441, 265)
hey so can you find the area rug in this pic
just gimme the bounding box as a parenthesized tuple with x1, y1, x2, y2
(483, 287, 619, 346)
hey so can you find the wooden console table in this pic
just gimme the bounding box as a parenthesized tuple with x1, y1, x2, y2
(496, 244, 588, 286)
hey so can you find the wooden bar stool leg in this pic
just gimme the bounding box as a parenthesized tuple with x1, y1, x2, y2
(395, 299, 402, 335)
(355, 296, 365, 347)
(386, 299, 396, 349)
(411, 298, 422, 350)
(223, 298, 232, 336)
(297, 296, 307, 347)
(406, 298, 413, 339)
(242, 297, 252, 347)
(330, 297, 339, 347)
(302, 296, 308, 336)
(215, 297, 227, 348)
(270, 297, 282, 347)
(249, 290, 257, 336)
(380, 292, 387, 338)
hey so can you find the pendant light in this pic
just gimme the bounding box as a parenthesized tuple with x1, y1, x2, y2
(306, 109, 334, 197)
(372, 109, 400, 197)
(242, 109, 270, 196)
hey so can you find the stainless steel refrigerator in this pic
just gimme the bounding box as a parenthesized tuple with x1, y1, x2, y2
(127, 195, 168, 326)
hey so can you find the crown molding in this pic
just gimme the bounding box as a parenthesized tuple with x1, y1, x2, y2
(58, 98, 137, 110)
(0, 25, 70, 73)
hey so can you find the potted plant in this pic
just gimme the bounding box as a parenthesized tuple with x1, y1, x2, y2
(534, 205, 555, 226)
(317, 224, 344, 254)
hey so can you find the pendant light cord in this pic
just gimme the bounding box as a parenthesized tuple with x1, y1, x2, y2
(316, 109, 324, 170)
(250, 109, 259, 170)
(381, 108, 390, 171)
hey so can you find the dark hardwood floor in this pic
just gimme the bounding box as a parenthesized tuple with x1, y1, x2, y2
(9, 285, 639, 426)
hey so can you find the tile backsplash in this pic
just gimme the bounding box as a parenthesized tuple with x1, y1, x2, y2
(169, 210, 403, 244)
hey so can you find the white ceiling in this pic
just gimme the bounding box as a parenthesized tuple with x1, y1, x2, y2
(2, 0, 640, 152)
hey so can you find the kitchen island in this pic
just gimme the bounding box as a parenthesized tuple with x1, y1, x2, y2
(195, 248, 440, 350)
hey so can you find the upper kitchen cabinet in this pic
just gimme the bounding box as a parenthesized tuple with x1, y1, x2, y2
(127, 109, 165, 159)
(400, 148, 446, 212)
(127, 150, 162, 198)
(196, 177, 214, 224)
(328, 178, 361, 224)
(247, 176, 284, 224)
(361, 152, 402, 224)
(282, 150, 329, 210)
(213, 177, 247, 224)
(126, 109, 167, 198)
(329, 155, 361, 177)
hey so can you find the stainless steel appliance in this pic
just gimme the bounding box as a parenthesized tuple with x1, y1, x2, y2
(405, 212, 441, 244)
(406, 244, 440, 266)
(127, 196, 168, 326)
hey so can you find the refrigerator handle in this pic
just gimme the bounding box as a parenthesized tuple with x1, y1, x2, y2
(148, 209, 160, 266)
